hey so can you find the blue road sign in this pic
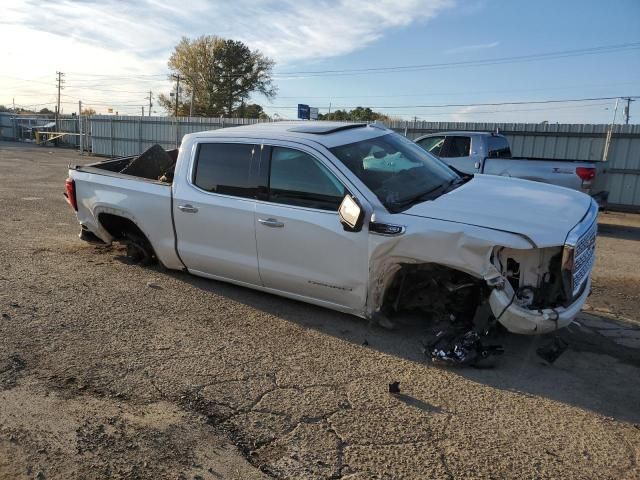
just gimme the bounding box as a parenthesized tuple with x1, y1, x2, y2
(297, 103, 310, 120)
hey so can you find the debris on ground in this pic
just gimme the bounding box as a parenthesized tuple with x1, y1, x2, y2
(429, 329, 504, 366)
(536, 337, 569, 364)
(388, 381, 401, 394)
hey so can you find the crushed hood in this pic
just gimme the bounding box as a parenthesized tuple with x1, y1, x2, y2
(402, 174, 592, 248)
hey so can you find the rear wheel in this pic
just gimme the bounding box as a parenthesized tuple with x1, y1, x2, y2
(123, 232, 155, 265)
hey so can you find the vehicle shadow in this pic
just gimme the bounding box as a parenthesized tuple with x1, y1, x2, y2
(163, 267, 640, 424)
(597, 222, 640, 241)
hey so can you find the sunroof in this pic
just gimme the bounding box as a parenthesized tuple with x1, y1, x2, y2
(287, 123, 368, 135)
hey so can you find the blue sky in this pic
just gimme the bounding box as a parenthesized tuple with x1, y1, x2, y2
(1, 0, 639, 122)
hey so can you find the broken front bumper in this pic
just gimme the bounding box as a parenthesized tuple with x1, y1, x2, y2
(488, 277, 591, 335)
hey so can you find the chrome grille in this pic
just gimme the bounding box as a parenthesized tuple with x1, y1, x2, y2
(572, 220, 596, 296)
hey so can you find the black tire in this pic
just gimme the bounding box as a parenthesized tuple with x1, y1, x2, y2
(123, 232, 155, 265)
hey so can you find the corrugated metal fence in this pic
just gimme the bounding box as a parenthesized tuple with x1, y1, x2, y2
(388, 121, 640, 208)
(88, 116, 263, 157)
(1, 113, 639, 209)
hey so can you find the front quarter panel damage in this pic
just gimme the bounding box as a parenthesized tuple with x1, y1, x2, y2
(366, 217, 533, 319)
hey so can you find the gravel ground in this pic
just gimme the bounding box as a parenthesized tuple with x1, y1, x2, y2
(0, 142, 639, 480)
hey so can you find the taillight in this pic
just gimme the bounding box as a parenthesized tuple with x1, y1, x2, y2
(65, 178, 78, 211)
(576, 167, 596, 182)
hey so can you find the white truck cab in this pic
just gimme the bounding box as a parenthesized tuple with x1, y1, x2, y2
(67, 122, 597, 336)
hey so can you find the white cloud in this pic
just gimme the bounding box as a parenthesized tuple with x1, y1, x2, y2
(0, 0, 454, 113)
(445, 41, 499, 54)
(233, 0, 455, 63)
(3, 0, 454, 65)
(450, 105, 480, 122)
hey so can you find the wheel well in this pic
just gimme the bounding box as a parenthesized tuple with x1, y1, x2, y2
(382, 263, 486, 322)
(98, 213, 147, 242)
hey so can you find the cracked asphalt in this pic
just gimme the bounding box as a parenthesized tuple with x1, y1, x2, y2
(1, 142, 639, 479)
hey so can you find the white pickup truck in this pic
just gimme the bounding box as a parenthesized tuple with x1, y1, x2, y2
(65, 122, 597, 338)
(415, 131, 600, 195)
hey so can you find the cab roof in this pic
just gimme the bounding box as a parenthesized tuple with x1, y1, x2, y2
(185, 121, 393, 148)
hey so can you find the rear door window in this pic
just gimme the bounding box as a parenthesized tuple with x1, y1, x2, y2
(440, 136, 471, 158)
(416, 136, 445, 156)
(193, 143, 256, 198)
(268, 147, 345, 211)
(487, 136, 512, 158)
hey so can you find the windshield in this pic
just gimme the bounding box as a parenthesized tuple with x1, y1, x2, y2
(330, 133, 459, 212)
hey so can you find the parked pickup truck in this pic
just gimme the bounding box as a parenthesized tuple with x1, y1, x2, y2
(65, 122, 597, 339)
(415, 131, 599, 195)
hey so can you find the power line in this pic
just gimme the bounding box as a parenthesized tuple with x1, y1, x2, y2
(0, 75, 57, 86)
(274, 80, 640, 99)
(272, 42, 640, 77)
(340, 101, 615, 117)
(64, 72, 166, 78)
(6, 96, 628, 110)
(64, 87, 152, 94)
(31, 41, 640, 81)
(264, 95, 638, 110)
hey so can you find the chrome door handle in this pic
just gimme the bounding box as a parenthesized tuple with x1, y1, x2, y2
(178, 204, 198, 213)
(258, 218, 284, 228)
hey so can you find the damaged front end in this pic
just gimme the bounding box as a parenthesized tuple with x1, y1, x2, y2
(488, 202, 597, 335)
(367, 200, 597, 338)
(488, 244, 590, 334)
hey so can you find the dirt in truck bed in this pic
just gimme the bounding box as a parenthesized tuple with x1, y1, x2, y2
(0, 142, 639, 479)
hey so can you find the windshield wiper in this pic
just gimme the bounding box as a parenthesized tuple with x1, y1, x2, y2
(444, 175, 471, 192)
(388, 178, 457, 212)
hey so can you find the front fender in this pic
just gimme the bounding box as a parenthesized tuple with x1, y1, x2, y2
(365, 217, 532, 317)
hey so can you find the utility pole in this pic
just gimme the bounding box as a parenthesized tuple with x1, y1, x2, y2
(55, 71, 65, 130)
(602, 98, 620, 162)
(189, 88, 194, 117)
(12, 97, 16, 140)
(623, 97, 635, 125)
(141, 106, 145, 116)
(146, 90, 153, 116)
(78, 100, 83, 155)
(173, 75, 180, 117)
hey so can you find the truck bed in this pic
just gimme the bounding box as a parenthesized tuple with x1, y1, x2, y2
(482, 156, 598, 193)
(69, 145, 182, 269)
(76, 144, 178, 183)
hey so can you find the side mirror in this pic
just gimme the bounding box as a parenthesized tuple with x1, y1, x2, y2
(339, 195, 364, 232)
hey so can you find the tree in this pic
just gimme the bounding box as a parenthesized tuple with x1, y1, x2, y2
(235, 103, 270, 120)
(318, 107, 390, 122)
(39, 108, 54, 114)
(158, 36, 277, 117)
(81, 107, 97, 115)
(0, 105, 8, 112)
